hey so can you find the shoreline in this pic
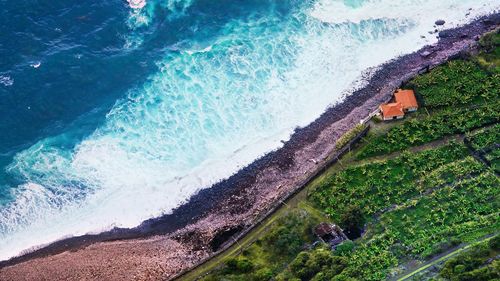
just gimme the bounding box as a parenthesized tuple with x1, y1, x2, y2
(1, 13, 499, 281)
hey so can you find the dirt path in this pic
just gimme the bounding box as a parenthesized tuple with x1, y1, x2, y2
(352, 134, 465, 166)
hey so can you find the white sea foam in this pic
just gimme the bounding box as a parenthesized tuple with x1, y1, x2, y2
(0, 75, 13, 87)
(127, 0, 147, 9)
(0, 0, 498, 261)
(30, 62, 41, 68)
(126, 0, 193, 28)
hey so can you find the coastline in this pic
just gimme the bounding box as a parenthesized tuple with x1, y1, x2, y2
(0, 13, 499, 281)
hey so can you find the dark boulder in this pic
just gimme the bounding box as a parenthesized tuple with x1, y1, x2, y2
(438, 30, 454, 38)
(435, 19, 446, 26)
(482, 14, 500, 26)
(482, 19, 494, 25)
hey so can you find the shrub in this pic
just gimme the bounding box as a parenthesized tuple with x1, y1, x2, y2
(335, 241, 355, 256)
(439, 235, 500, 281)
(224, 257, 254, 274)
(264, 224, 303, 257)
(263, 210, 316, 258)
(476, 31, 500, 73)
(335, 124, 367, 150)
(339, 205, 364, 239)
(279, 247, 348, 281)
(479, 30, 500, 52)
(252, 268, 273, 281)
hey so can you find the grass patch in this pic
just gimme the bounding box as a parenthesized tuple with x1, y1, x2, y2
(200, 208, 321, 281)
(475, 30, 500, 73)
(335, 124, 367, 150)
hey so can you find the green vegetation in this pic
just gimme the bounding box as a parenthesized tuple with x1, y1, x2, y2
(335, 124, 367, 150)
(195, 30, 500, 281)
(376, 172, 498, 259)
(356, 41, 499, 159)
(466, 124, 500, 173)
(476, 30, 500, 72)
(485, 149, 500, 173)
(466, 124, 500, 151)
(200, 209, 322, 281)
(356, 95, 499, 159)
(311, 144, 474, 222)
(438, 235, 500, 281)
(277, 246, 348, 281)
(409, 60, 498, 108)
(310, 143, 498, 280)
(400, 235, 499, 281)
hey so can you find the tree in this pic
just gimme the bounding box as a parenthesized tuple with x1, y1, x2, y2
(339, 205, 365, 239)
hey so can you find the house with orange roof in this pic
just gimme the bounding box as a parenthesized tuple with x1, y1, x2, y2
(379, 89, 418, 121)
(394, 89, 418, 112)
(380, 102, 404, 121)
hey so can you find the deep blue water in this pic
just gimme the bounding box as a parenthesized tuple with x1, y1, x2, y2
(0, 0, 297, 199)
(0, 1, 147, 193)
(0, 0, 495, 260)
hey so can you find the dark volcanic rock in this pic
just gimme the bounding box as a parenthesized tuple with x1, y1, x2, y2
(435, 19, 446, 26)
(482, 14, 500, 26)
(438, 30, 454, 38)
(483, 19, 494, 25)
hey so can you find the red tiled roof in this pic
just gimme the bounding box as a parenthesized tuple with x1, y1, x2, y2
(395, 89, 418, 110)
(380, 102, 404, 118)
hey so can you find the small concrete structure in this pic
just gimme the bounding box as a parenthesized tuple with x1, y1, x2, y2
(314, 222, 348, 247)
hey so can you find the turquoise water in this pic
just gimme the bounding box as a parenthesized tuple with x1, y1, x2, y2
(0, 0, 497, 260)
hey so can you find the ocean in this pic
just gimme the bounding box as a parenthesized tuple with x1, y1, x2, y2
(0, 0, 497, 261)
